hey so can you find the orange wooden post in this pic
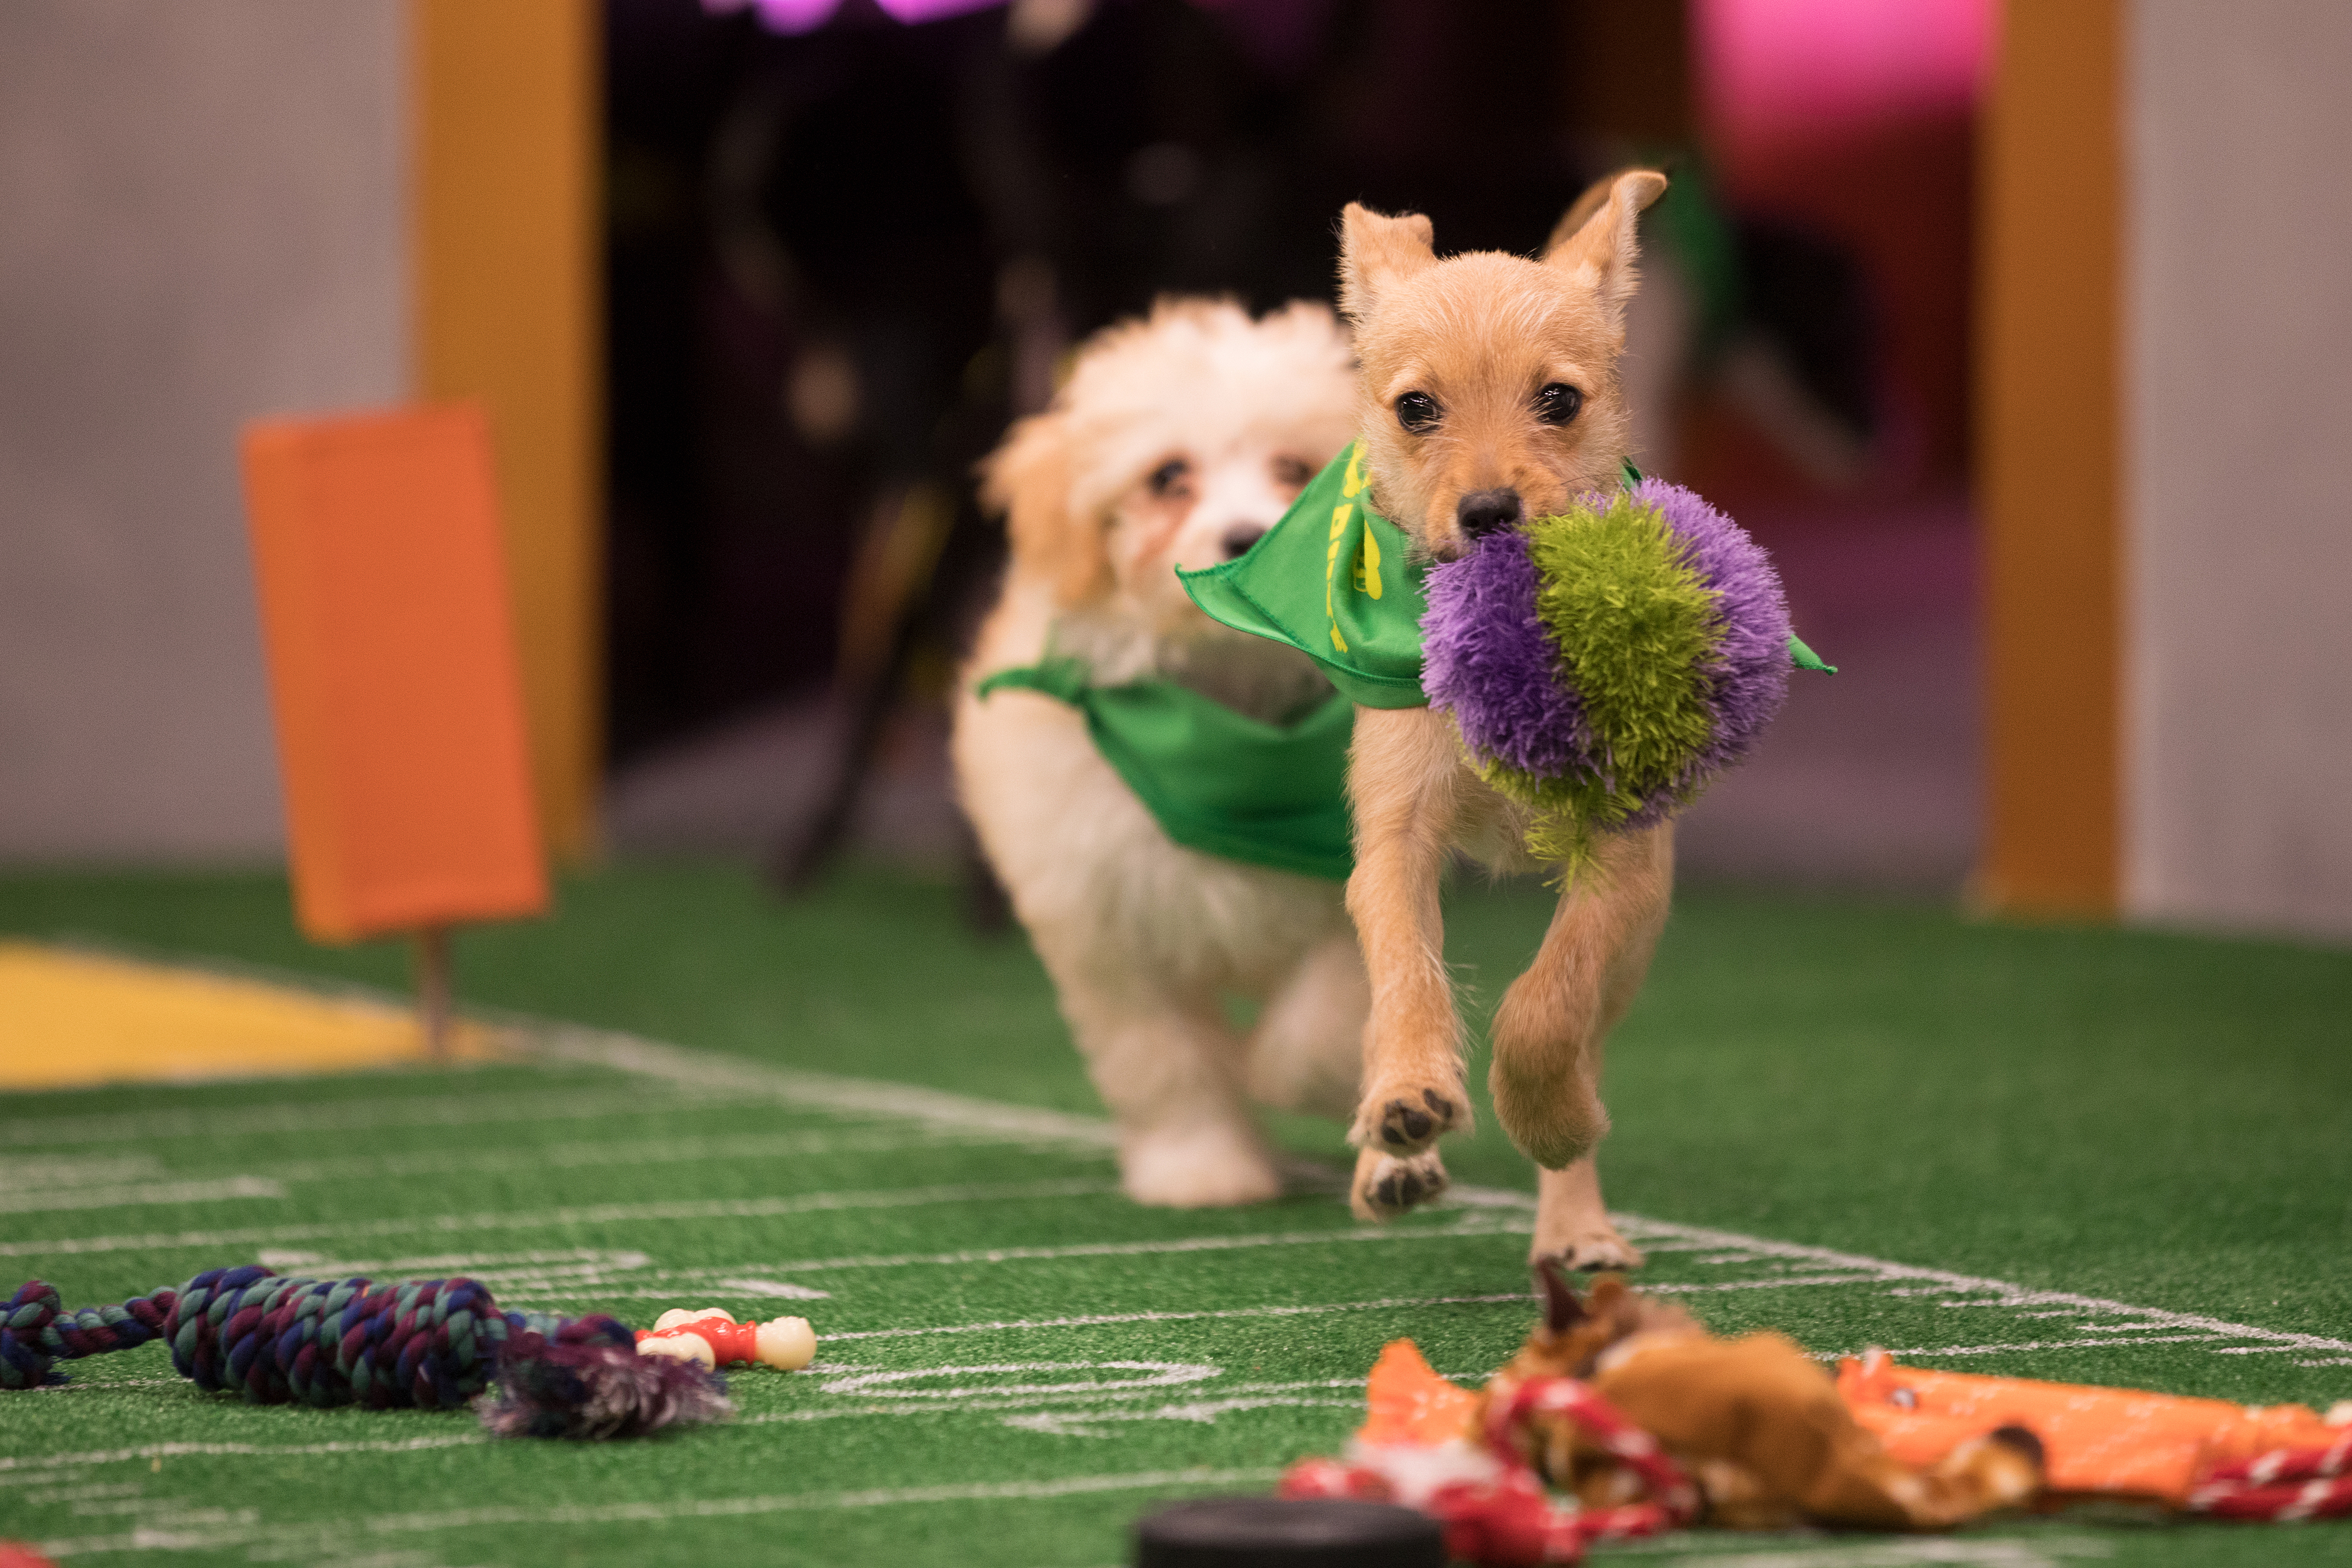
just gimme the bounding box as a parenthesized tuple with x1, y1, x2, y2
(241, 404, 551, 1054)
(1976, 0, 2124, 917)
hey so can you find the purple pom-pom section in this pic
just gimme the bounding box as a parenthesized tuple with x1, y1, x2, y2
(1420, 527, 1589, 780)
(1631, 477, 1790, 802)
(1420, 478, 1791, 833)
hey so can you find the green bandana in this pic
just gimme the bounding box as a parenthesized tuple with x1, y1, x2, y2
(974, 656, 1356, 881)
(1176, 444, 1430, 708)
(1180, 445, 1836, 701)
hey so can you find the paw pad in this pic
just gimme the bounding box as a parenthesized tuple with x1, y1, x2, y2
(1376, 1091, 1458, 1150)
(1373, 1161, 1446, 1211)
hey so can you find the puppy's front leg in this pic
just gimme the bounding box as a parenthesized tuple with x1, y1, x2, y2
(1491, 823, 1672, 1267)
(1344, 706, 1472, 1220)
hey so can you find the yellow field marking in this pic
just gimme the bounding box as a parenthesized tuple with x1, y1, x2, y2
(0, 944, 494, 1090)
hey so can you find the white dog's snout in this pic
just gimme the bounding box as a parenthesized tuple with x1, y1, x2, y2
(1220, 522, 1269, 559)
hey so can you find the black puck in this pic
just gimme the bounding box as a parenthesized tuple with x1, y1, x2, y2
(1133, 1496, 1445, 1567)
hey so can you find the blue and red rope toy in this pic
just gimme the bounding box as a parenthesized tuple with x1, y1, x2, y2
(2, 1267, 728, 1439)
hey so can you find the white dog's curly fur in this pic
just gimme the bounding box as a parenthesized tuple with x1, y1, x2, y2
(953, 298, 1369, 1208)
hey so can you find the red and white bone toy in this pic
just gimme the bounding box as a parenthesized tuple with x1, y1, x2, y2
(634, 1308, 816, 1371)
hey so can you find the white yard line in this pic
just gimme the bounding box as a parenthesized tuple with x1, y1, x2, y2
(1644, 1273, 1888, 1295)
(245, 1126, 1065, 1186)
(1845, 1337, 2229, 1359)
(529, 1028, 1121, 1147)
(1608, 1213, 2352, 1361)
(741, 1377, 1368, 1425)
(822, 1293, 1530, 1343)
(37, 1466, 1283, 1558)
(500, 1278, 833, 1303)
(1002, 1397, 1361, 1438)
(23, 1379, 188, 1396)
(0, 1135, 1055, 1220)
(0, 1436, 488, 1476)
(0, 1155, 162, 1190)
(250, 1245, 650, 1276)
(0, 1178, 1124, 1260)
(489, 1211, 1531, 1298)
(1645, 1538, 2113, 1566)
(0, 1177, 283, 1215)
(3, 1369, 1366, 1471)
(0, 1085, 738, 1150)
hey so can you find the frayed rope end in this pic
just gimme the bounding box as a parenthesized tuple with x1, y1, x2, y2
(478, 1318, 732, 1440)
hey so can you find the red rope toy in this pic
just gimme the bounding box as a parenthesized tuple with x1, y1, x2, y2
(1282, 1375, 1697, 1567)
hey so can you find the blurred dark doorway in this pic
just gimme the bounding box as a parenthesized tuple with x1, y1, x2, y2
(599, 0, 1984, 893)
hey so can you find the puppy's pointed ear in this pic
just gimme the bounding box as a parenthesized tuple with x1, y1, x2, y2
(980, 410, 1107, 606)
(1543, 169, 1668, 324)
(1534, 1258, 1589, 1337)
(1338, 203, 1436, 323)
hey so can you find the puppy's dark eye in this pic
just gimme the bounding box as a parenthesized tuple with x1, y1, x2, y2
(1394, 392, 1440, 433)
(1534, 382, 1583, 426)
(1147, 458, 1191, 496)
(1271, 455, 1313, 488)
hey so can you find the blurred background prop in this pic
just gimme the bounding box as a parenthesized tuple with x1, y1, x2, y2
(241, 405, 549, 1054)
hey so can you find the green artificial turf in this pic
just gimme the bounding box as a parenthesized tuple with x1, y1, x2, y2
(1, 861, 2348, 1567)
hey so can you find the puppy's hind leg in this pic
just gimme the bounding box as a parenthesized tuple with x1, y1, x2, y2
(1057, 981, 1282, 1209)
(1531, 1157, 1642, 1272)
(1491, 823, 1673, 1267)
(1245, 933, 1368, 1122)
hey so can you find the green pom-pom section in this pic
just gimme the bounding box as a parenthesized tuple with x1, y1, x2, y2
(1479, 491, 1728, 867)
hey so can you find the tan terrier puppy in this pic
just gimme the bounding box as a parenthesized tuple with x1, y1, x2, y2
(1333, 171, 1674, 1267)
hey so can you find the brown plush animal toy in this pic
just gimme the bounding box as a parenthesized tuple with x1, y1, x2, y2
(1490, 1265, 2046, 1530)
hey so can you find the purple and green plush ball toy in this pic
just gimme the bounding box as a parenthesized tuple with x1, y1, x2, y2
(1421, 477, 1819, 866)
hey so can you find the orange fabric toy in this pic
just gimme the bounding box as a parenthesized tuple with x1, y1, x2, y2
(1838, 1348, 2352, 1518)
(1361, 1337, 1481, 1446)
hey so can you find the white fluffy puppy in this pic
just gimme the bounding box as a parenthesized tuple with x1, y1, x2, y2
(954, 298, 1366, 1208)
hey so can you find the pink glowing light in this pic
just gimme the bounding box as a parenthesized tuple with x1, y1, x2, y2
(1694, 0, 1995, 143)
(702, 0, 841, 35)
(871, 0, 1005, 20)
(702, 0, 1004, 32)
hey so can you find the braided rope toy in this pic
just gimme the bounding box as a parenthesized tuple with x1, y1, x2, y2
(2188, 1434, 2352, 1522)
(1, 1267, 728, 1439)
(1282, 1372, 1696, 1565)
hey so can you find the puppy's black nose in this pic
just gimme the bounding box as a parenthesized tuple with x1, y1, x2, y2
(1457, 489, 1524, 539)
(1220, 522, 1269, 559)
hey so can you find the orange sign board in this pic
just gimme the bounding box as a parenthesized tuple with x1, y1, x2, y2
(241, 404, 549, 942)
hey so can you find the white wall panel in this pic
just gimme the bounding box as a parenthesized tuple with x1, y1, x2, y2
(2126, 0, 2352, 937)
(0, 1, 405, 859)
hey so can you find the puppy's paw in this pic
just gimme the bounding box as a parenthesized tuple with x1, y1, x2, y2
(1529, 1227, 1646, 1272)
(1348, 1082, 1469, 1157)
(1119, 1122, 1282, 1209)
(1350, 1146, 1449, 1221)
